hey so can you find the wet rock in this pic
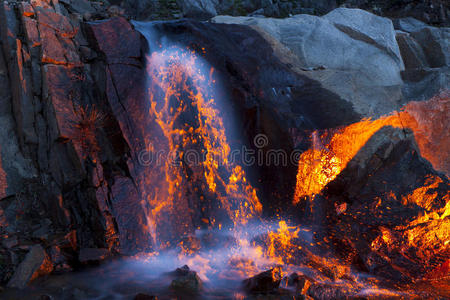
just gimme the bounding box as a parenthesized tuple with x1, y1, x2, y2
(170, 265, 203, 293)
(78, 248, 111, 264)
(243, 267, 282, 294)
(7, 245, 53, 289)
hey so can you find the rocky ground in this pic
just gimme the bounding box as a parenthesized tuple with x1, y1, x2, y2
(0, 0, 448, 297)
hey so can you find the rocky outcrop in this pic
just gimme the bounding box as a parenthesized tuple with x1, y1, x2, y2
(318, 125, 450, 282)
(0, 0, 120, 286)
(394, 19, 449, 102)
(213, 8, 406, 118)
(7, 245, 53, 288)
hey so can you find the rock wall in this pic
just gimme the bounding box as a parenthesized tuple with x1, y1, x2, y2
(0, 0, 124, 287)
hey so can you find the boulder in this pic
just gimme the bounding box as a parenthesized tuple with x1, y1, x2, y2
(177, 0, 217, 20)
(243, 267, 282, 293)
(7, 245, 53, 289)
(213, 8, 405, 118)
(321, 124, 450, 282)
(410, 27, 450, 68)
(170, 265, 203, 293)
(395, 24, 449, 102)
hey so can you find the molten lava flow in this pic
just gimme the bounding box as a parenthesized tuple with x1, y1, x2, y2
(144, 46, 261, 247)
(294, 92, 450, 203)
(266, 221, 300, 265)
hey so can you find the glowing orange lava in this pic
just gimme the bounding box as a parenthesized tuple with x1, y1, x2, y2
(144, 46, 261, 247)
(294, 92, 449, 203)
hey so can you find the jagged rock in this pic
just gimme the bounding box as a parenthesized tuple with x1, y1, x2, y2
(243, 267, 282, 293)
(78, 248, 111, 264)
(213, 8, 405, 118)
(19, 2, 36, 18)
(170, 265, 203, 293)
(87, 17, 140, 60)
(36, 6, 76, 38)
(322, 125, 450, 282)
(22, 17, 41, 48)
(393, 17, 430, 33)
(396, 31, 429, 69)
(60, 0, 96, 15)
(7, 245, 53, 289)
(410, 27, 450, 68)
(402, 68, 450, 102)
(177, 0, 217, 20)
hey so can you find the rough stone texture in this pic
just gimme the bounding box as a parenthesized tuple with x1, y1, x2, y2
(87, 17, 140, 61)
(7, 245, 53, 289)
(170, 265, 203, 293)
(395, 22, 450, 102)
(402, 68, 450, 102)
(320, 126, 450, 282)
(213, 8, 405, 118)
(0, 0, 116, 286)
(396, 31, 429, 69)
(243, 267, 282, 293)
(410, 27, 450, 68)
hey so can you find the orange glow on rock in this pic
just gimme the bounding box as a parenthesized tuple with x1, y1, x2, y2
(294, 92, 449, 203)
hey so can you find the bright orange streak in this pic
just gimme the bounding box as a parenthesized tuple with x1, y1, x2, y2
(144, 46, 262, 246)
(294, 92, 449, 203)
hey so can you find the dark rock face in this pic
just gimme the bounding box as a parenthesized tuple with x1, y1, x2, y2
(243, 267, 282, 293)
(170, 265, 203, 293)
(7, 245, 53, 289)
(0, 0, 119, 285)
(138, 20, 360, 221)
(319, 127, 449, 282)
